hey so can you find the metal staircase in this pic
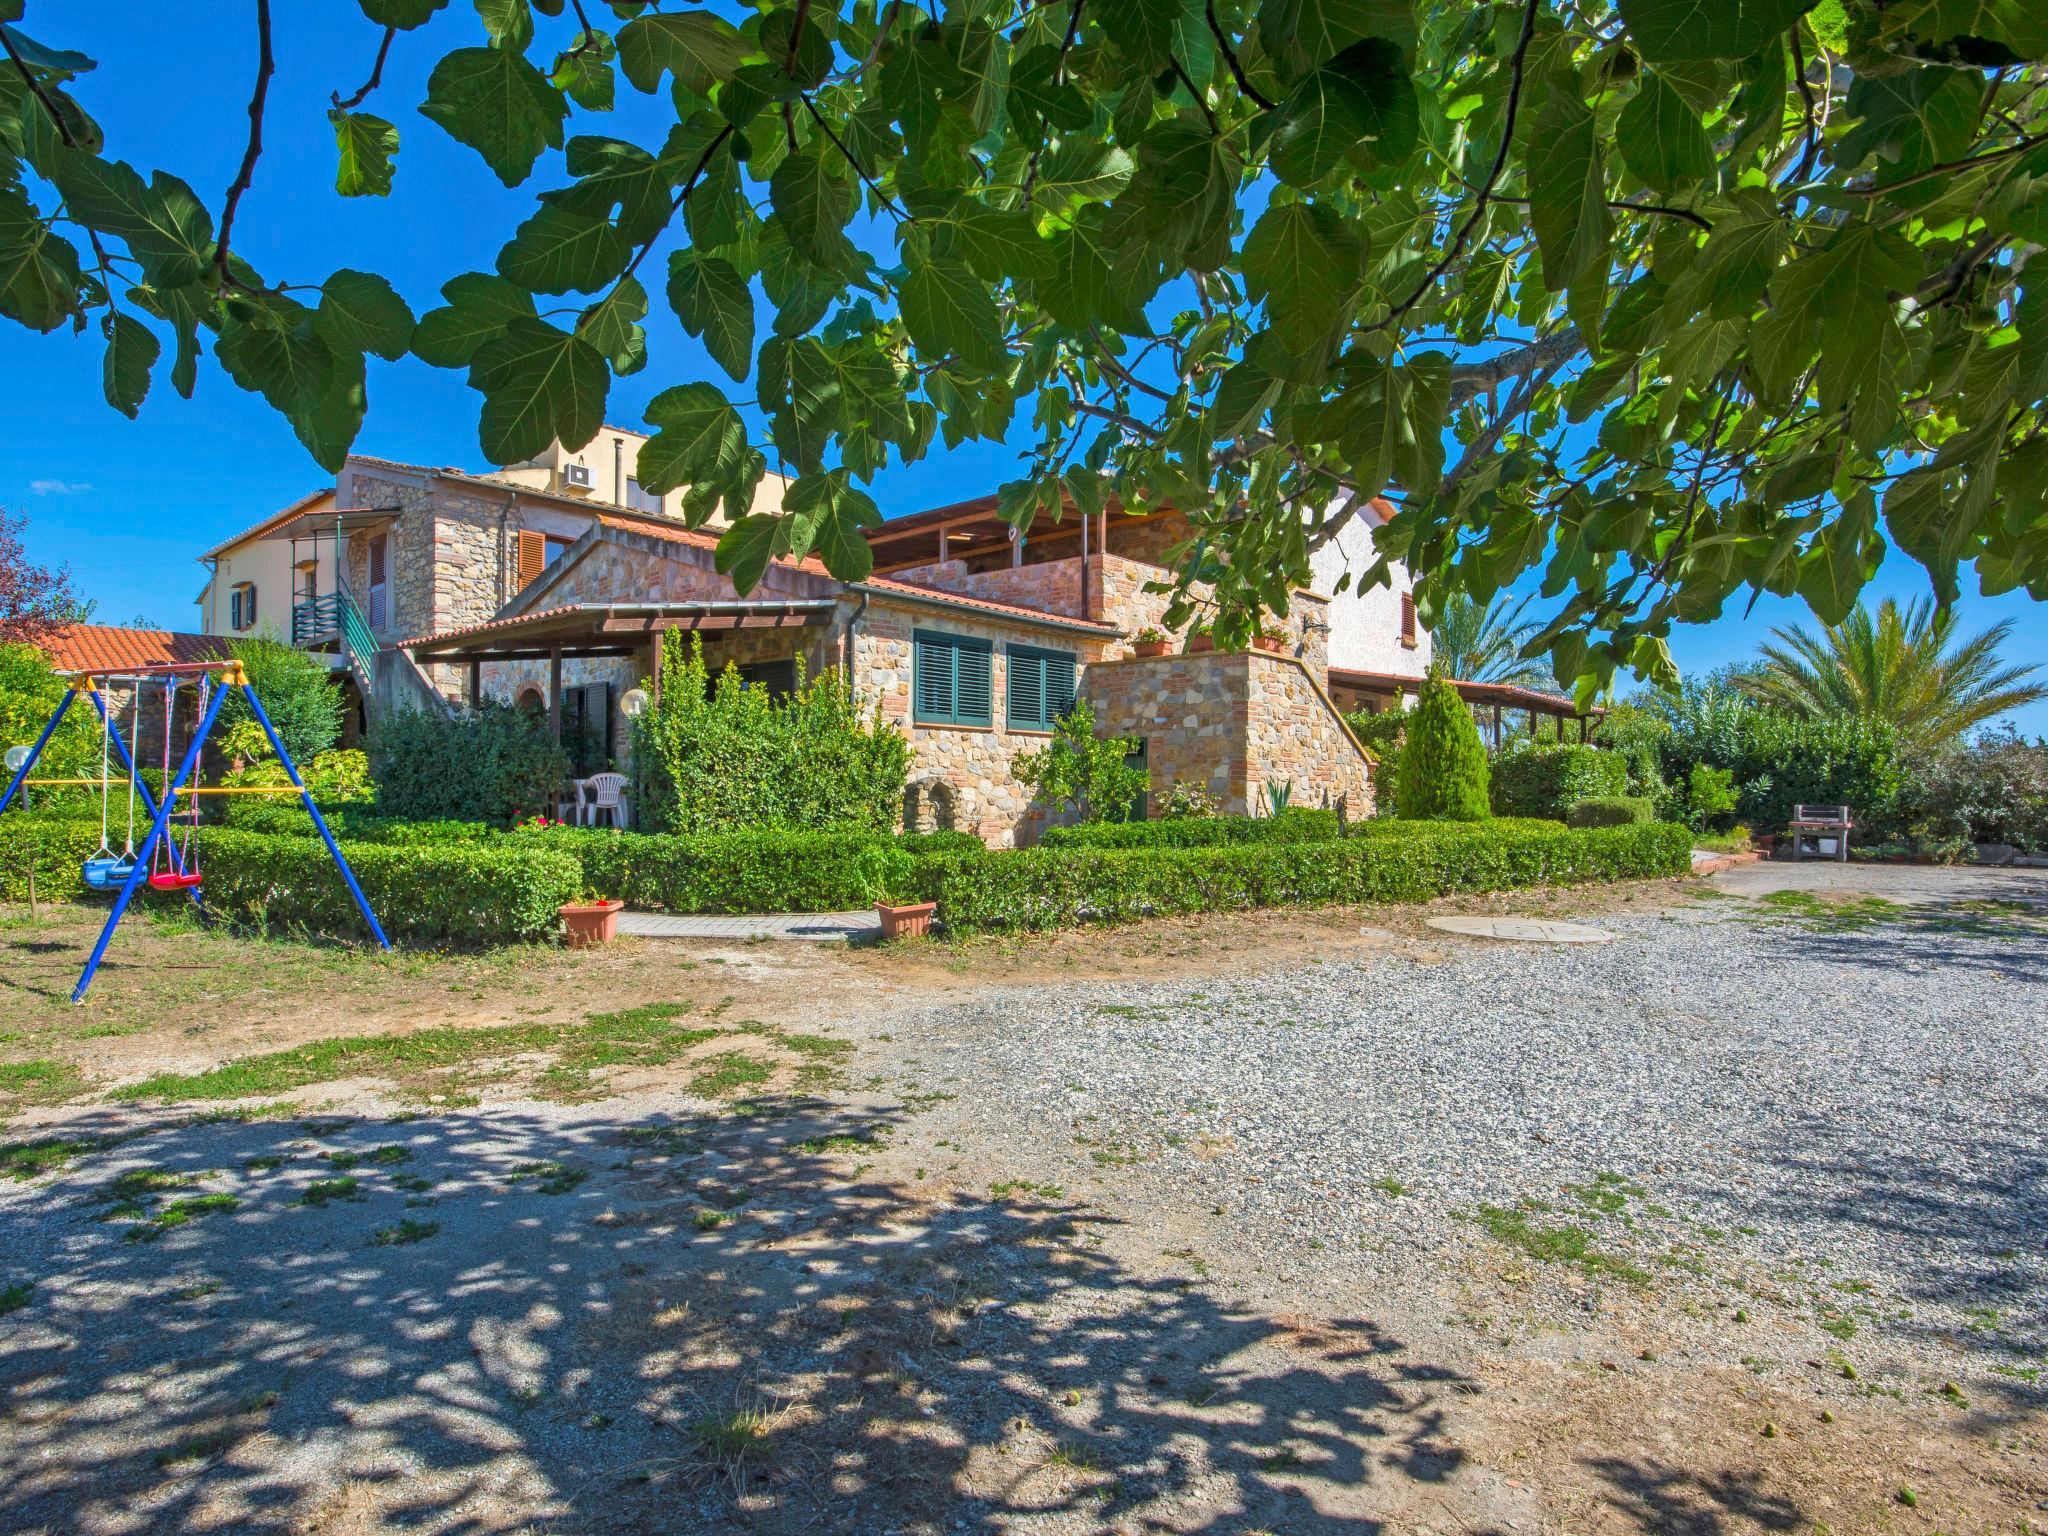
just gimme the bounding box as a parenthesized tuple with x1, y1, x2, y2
(292, 580, 450, 722)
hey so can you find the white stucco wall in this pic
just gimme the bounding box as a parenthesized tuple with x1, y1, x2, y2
(1307, 500, 1430, 678)
(198, 492, 343, 642)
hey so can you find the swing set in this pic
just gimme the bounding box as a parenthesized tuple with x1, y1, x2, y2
(0, 658, 390, 1003)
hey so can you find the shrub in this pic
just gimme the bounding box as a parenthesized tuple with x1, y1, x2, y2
(1900, 727, 2048, 852)
(1, 642, 97, 814)
(303, 749, 371, 803)
(0, 814, 106, 900)
(1154, 781, 1221, 819)
(1013, 698, 1148, 824)
(505, 824, 913, 913)
(1633, 679, 1906, 835)
(1343, 708, 1407, 814)
(633, 633, 908, 835)
(1489, 743, 1628, 820)
(1567, 796, 1657, 828)
(195, 829, 579, 945)
(217, 635, 344, 766)
(912, 821, 1694, 934)
(1395, 676, 1491, 820)
(369, 700, 571, 827)
(1038, 808, 1342, 850)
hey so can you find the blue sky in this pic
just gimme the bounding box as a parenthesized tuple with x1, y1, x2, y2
(6, 4, 2045, 734)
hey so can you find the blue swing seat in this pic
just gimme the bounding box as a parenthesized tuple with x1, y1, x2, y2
(81, 854, 119, 890)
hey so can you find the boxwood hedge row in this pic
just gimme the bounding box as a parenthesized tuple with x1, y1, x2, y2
(1038, 807, 1342, 849)
(194, 829, 580, 945)
(909, 820, 1695, 934)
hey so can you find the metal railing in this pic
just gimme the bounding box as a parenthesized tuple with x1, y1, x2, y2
(291, 591, 341, 646)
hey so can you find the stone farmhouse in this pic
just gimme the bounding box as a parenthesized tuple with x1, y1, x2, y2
(194, 428, 1579, 845)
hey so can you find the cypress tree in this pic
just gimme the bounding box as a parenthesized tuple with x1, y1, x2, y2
(1394, 674, 1492, 820)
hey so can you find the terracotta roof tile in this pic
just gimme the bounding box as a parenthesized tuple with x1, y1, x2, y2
(38, 624, 231, 675)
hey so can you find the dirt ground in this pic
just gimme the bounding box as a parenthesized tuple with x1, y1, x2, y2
(1, 875, 2042, 1535)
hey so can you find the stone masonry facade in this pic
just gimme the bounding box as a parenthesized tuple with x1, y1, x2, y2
(328, 455, 1382, 846)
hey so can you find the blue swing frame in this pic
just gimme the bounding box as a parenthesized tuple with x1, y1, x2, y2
(0, 662, 390, 1002)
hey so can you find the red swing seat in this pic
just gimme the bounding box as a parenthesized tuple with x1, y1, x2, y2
(148, 870, 203, 890)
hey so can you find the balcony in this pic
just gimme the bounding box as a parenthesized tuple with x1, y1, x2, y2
(291, 592, 342, 648)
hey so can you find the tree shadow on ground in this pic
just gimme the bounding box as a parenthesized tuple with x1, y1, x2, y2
(0, 1094, 1553, 1536)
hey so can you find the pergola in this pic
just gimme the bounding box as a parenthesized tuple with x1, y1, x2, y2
(1328, 667, 1603, 748)
(401, 600, 836, 739)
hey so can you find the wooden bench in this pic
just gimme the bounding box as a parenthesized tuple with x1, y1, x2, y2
(1786, 804, 1851, 862)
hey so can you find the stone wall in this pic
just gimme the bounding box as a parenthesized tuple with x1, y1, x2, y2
(1084, 652, 1372, 819)
(884, 556, 1092, 620)
(849, 598, 1113, 847)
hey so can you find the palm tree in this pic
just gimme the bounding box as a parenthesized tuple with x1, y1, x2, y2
(1737, 597, 2047, 751)
(1425, 593, 1550, 687)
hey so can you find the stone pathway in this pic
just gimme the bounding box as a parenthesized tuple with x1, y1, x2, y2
(616, 909, 879, 942)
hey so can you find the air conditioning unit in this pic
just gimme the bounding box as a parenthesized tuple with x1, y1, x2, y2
(560, 462, 595, 493)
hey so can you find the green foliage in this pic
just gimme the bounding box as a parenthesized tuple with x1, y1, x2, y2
(1424, 596, 1548, 687)
(15, 8, 2046, 687)
(1636, 679, 1907, 835)
(369, 699, 571, 826)
(1588, 704, 1670, 800)
(195, 828, 579, 945)
(0, 814, 105, 900)
(1343, 708, 1408, 815)
(1677, 764, 1740, 831)
(1395, 676, 1491, 822)
(506, 824, 917, 913)
(1039, 808, 1342, 850)
(1153, 781, 1222, 819)
(0, 642, 95, 811)
(912, 821, 1695, 935)
(1013, 698, 1147, 826)
(632, 632, 907, 835)
(216, 636, 343, 767)
(1736, 599, 2048, 754)
(1567, 796, 1658, 828)
(1898, 727, 2048, 853)
(303, 748, 371, 803)
(1489, 744, 1629, 820)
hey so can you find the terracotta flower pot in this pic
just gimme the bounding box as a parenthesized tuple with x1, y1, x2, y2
(1133, 639, 1171, 657)
(1187, 634, 1215, 653)
(560, 898, 624, 948)
(1251, 634, 1285, 653)
(874, 899, 936, 941)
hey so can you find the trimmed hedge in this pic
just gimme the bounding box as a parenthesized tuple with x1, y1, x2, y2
(1038, 808, 1343, 850)
(0, 815, 106, 901)
(195, 829, 579, 945)
(911, 820, 1694, 934)
(503, 824, 918, 913)
(1490, 744, 1628, 820)
(1567, 795, 1657, 828)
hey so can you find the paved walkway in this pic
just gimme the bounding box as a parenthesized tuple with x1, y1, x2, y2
(617, 910, 880, 942)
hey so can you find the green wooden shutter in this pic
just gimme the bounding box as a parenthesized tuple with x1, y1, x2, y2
(1006, 645, 1076, 730)
(1006, 646, 1043, 730)
(1046, 650, 1077, 720)
(956, 638, 992, 725)
(915, 631, 955, 721)
(915, 631, 992, 726)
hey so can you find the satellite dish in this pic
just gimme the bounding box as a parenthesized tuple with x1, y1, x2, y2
(620, 687, 651, 719)
(4, 745, 30, 773)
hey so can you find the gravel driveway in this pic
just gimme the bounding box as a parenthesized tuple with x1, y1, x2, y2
(885, 867, 2048, 1366)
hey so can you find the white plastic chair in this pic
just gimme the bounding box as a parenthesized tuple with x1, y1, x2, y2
(582, 771, 630, 829)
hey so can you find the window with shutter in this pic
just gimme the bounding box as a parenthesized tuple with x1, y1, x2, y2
(1399, 592, 1418, 648)
(1006, 644, 1077, 731)
(914, 630, 992, 727)
(516, 529, 546, 589)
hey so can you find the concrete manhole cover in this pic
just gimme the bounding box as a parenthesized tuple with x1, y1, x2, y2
(1426, 916, 1615, 943)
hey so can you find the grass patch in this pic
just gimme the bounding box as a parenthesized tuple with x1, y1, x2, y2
(0, 1281, 31, 1315)
(1748, 890, 1904, 933)
(295, 1176, 361, 1207)
(368, 1218, 440, 1247)
(1372, 1176, 1411, 1198)
(154, 1429, 234, 1469)
(125, 1194, 240, 1242)
(105, 1167, 205, 1200)
(690, 1404, 776, 1462)
(795, 1126, 890, 1155)
(0, 1059, 83, 1106)
(113, 1002, 713, 1105)
(363, 1145, 411, 1165)
(689, 1051, 773, 1098)
(1467, 1203, 1650, 1285)
(1564, 1171, 1645, 1215)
